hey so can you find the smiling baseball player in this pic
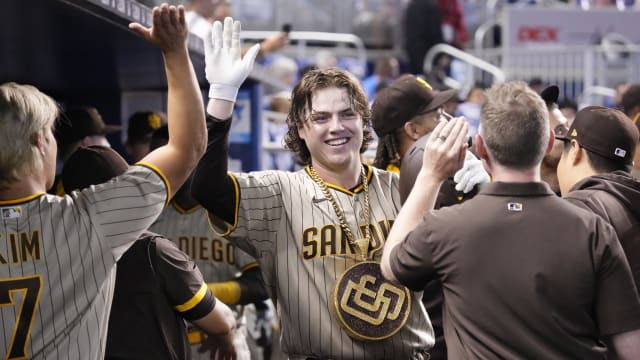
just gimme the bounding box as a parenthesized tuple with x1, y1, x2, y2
(191, 17, 434, 359)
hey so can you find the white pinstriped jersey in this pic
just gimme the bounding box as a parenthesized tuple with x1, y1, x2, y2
(149, 203, 257, 283)
(149, 203, 257, 360)
(0, 165, 167, 360)
(214, 164, 434, 359)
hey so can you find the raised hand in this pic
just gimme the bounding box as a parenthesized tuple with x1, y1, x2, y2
(260, 31, 289, 55)
(129, 4, 188, 55)
(205, 17, 261, 102)
(421, 117, 469, 182)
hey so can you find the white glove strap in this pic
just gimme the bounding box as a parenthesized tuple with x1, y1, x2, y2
(209, 83, 240, 102)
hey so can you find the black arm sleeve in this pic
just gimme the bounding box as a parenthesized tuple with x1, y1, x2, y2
(236, 266, 269, 305)
(191, 115, 237, 225)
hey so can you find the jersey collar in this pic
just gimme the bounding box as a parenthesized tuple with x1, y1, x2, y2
(0, 192, 46, 205)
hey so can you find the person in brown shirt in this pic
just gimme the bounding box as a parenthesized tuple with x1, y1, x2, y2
(557, 106, 640, 290)
(381, 81, 640, 359)
(371, 75, 487, 359)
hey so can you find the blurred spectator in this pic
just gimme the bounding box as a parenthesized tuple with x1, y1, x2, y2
(361, 56, 400, 102)
(48, 106, 121, 196)
(437, 0, 468, 49)
(185, 0, 288, 58)
(620, 83, 640, 178)
(352, 0, 399, 48)
(314, 50, 338, 69)
(373, 81, 390, 97)
(614, 81, 631, 107)
(442, 92, 460, 127)
(298, 64, 318, 80)
(125, 111, 167, 164)
(528, 77, 545, 94)
(263, 55, 299, 97)
(266, 96, 295, 171)
(578, 0, 617, 9)
(50, 106, 121, 195)
(540, 85, 569, 195)
(456, 84, 485, 137)
(185, 0, 229, 39)
(403, 0, 444, 74)
(56, 106, 120, 163)
(558, 97, 578, 126)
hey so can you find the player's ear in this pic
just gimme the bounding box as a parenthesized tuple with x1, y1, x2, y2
(475, 134, 487, 161)
(31, 131, 46, 155)
(403, 122, 420, 141)
(569, 139, 583, 166)
(544, 129, 555, 155)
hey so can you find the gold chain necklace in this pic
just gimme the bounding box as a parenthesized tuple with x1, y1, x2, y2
(308, 165, 371, 261)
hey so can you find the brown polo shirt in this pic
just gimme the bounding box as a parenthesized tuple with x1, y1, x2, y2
(390, 182, 640, 359)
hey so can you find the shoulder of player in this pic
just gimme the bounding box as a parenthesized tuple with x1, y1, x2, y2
(368, 165, 399, 186)
(562, 191, 613, 222)
(231, 168, 296, 186)
(67, 164, 167, 197)
(147, 234, 185, 256)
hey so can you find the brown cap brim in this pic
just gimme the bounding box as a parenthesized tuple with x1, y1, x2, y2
(104, 124, 122, 134)
(417, 89, 458, 115)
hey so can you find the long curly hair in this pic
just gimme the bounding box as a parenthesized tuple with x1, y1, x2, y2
(284, 68, 373, 165)
(372, 131, 401, 170)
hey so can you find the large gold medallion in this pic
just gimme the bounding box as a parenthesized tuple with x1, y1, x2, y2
(332, 261, 411, 341)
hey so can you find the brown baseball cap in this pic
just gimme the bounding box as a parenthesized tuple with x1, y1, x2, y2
(371, 74, 458, 136)
(56, 106, 121, 145)
(126, 111, 167, 144)
(556, 106, 639, 165)
(62, 145, 129, 193)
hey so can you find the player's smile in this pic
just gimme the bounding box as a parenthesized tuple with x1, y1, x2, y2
(325, 137, 350, 146)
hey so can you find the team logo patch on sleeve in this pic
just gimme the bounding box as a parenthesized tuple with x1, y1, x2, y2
(332, 261, 411, 341)
(1, 207, 22, 219)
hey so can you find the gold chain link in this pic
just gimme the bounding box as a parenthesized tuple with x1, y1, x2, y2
(308, 165, 371, 261)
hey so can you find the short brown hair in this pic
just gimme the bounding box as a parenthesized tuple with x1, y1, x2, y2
(285, 68, 372, 165)
(481, 81, 549, 169)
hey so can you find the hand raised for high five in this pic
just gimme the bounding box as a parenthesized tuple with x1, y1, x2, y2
(205, 17, 261, 102)
(129, 4, 188, 55)
(421, 117, 470, 182)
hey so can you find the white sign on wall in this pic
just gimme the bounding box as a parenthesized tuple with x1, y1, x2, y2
(505, 7, 640, 48)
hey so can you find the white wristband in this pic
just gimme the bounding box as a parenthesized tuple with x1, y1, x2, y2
(209, 83, 240, 102)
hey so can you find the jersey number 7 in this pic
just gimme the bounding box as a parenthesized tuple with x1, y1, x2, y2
(0, 275, 43, 360)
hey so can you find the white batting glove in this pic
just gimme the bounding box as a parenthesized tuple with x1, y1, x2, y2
(204, 17, 260, 101)
(453, 151, 490, 193)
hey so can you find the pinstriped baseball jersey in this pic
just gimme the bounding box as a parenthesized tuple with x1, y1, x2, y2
(149, 202, 257, 360)
(212, 164, 434, 359)
(0, 165, 167, 360)
(149, 203, 257, 283)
